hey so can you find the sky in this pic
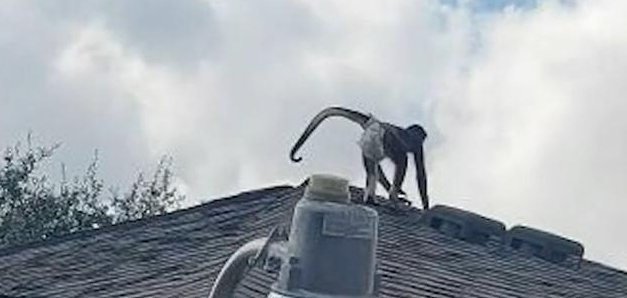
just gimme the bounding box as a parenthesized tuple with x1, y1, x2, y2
(1, 0, 626, 270)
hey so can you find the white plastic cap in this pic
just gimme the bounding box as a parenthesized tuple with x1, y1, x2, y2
(305, 174, 350, 203)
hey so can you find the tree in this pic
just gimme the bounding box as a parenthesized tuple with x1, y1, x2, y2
(0, 135, 183, 248)
(110, 156, 181, 223)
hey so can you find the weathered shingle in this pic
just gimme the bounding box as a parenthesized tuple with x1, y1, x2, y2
(0, 184, 626, 298)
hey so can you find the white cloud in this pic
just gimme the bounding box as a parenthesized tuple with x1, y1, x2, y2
(431, 0, 627, 269)
(2, 0, 627, 270)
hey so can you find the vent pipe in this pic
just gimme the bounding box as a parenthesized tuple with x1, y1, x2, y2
(208, 174, 380, 298)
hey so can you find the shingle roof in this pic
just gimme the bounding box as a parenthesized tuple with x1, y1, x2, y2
(1, 184, 626, 298)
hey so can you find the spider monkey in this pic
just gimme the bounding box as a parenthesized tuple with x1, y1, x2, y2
(290, 106, 429, 209)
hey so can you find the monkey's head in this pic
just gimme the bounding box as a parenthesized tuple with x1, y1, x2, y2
(404, 124, 427, 151)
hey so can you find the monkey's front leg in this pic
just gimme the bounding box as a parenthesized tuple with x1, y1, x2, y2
(362, 155, 379, 204)
(414, 150, 429, 209)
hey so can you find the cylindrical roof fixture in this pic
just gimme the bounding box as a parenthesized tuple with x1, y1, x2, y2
(270, 174, 379, 297)
(208, 174, 380, 298)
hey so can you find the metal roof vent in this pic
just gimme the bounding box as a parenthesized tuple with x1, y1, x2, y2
(420, 205, 505, 246)
(505, 226, 584, 265)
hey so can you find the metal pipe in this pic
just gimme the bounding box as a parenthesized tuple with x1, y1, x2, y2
(208, 238, 267, 298)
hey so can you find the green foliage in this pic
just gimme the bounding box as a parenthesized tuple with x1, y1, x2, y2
(110, 157, 180, 223)
(0, 136, 183, 248)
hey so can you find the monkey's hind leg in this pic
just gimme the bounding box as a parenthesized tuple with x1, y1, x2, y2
(377, 165, 406, 196)
(362, 155, 379, 205)
(389, 154, 408, 207)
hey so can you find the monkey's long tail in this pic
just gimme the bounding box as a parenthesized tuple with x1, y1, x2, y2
(290, 106, 370, 162)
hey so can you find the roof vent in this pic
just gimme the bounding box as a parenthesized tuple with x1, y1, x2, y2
(505, 226, 584, 265)
(420, 205, 505, 245)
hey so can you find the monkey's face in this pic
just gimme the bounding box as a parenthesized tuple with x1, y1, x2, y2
(404, 124, 427, 151)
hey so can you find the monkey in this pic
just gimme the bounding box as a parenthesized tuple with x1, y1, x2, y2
(289, 106, 429, 209)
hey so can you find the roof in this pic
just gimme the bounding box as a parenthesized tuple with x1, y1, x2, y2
(1, 184, 626, 298)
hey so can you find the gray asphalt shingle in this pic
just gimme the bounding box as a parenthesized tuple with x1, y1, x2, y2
(0, 184, 626, 297)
